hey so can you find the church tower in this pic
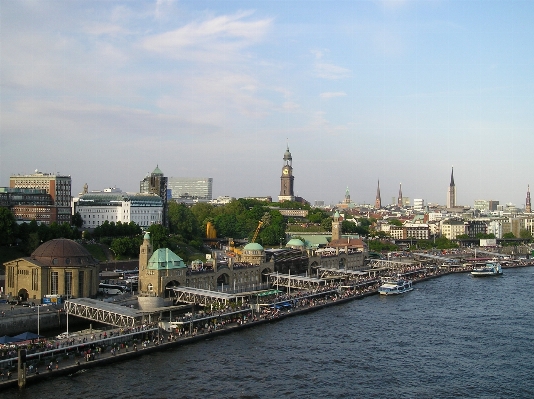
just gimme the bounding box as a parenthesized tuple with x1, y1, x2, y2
(447, 167, 456, 208)
(375, 180, 382, 209)
(344, 187, 351, 204)
(331, 211, 342, 241)
(139, 232, 153, 272)
(278, 145, 295, 202)
(526, 185, 531, 213)
(397, 183, 403, 208)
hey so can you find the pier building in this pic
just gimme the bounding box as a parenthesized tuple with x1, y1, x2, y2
(3, 239, 100, 302)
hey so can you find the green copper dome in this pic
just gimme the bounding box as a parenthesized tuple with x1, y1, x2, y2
(244, 242, 264, 251)
(152, 165, 164, 175)
(286, 238, 305, 247)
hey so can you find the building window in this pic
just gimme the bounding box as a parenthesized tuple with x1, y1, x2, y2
(32, 269, 39, 291)
(78, 271, 84, 297)
(51, 272, 59, 295)
(65, 271, 72, 298)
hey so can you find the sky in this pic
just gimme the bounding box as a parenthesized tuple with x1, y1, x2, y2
(1, 0, 533, 208)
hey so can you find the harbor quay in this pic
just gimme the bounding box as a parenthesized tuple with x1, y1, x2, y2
(0, 263, 466, 390)
(1, 260, 532, 390)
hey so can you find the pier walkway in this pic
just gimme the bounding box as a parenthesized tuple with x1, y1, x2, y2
(65, 298, 144, 328)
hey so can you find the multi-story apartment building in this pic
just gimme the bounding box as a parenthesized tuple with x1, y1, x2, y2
(7, 171, 72, 224)
(466, 220, 488, 238)
(404, 223, 430, 240)
(440, 218, 466, 239)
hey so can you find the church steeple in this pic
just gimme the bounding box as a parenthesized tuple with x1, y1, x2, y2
(375, 180, 382, 209)
(278, 145, 295, 202)
(447, 166, 456, 208)
(397, 183, 403, 207)
(526, 185, 531, 213)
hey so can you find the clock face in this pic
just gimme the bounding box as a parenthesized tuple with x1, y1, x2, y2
(283, 168, 289, 175)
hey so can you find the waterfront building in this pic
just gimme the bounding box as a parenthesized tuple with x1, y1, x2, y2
(3, 238, 100, 302)
(447, 167, 456, 209)
(375, 180, 382, 209)
(466, 220, 488, 238)
(7, 171, 72, 224)
(74, 188, 164, 229)
(167, 177, 213, 203)
(137, 212, 365, 299)
(440, 218, 466, 239)
(404, 223, 430, 240)
(278, 145, 295, 202)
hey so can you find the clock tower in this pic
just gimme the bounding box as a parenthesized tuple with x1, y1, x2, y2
(278, 145, 295, 202)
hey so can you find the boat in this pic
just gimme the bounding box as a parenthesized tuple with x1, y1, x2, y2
(378, 276, 413, 295)
(470, 262, 503, 277)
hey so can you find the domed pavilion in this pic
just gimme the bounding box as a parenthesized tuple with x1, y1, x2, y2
(3, 238, 100, 302)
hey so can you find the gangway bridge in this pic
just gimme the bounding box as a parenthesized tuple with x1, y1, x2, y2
(168, 287, 244, 307)
(317, 267, 368, 280)
(467, 249, 508, 258)
(65, 298, 145, 328)
(65, 298, 190, 327)
(367, 259, 416, 270)
(268, 273, 325, 290)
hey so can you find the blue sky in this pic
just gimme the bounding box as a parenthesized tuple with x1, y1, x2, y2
(1, 0, 533, 207)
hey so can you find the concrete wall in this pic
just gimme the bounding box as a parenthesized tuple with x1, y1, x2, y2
(0, 309, 86, 337)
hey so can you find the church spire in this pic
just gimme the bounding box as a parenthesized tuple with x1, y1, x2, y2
(447, 166, 456, 208)
(526, 185, 531, 213)
(375, 180, 382, 209)
(397, 183, 403, 207)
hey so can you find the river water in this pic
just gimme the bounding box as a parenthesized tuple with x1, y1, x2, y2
(6, 267, 534, 399)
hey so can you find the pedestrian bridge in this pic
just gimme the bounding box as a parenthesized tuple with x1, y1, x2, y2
(168, 287, 243, 306)
(65, 298, 145, 328)
(267, 273, 325, 290)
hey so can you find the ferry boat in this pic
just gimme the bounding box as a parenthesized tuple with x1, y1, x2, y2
(378, 276, 413, 295)
(470, 262, 503, 277)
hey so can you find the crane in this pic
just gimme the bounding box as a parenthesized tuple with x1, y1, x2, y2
(251, 213, 271, 243)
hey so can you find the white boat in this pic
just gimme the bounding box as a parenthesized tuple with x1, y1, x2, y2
(378, 276, 413, 295)
(471, 262, 503, 276)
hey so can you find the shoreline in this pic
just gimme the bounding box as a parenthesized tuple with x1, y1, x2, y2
(1, 264, 530, 390)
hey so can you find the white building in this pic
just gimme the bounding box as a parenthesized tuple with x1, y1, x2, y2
(413, 199, 425, 211)
(73, 188, 164, 229)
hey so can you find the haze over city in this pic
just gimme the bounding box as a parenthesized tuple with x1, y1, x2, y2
(1, 1, 533, 207)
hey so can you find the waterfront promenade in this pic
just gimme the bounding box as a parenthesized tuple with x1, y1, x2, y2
(1, 261, 531, 390)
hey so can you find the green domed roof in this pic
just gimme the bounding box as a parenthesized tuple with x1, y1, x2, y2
(143, 232, 150, 240)
(286, 238, 305, 247)
(244, 242, 264, 251)
(152, 165, 164, 175)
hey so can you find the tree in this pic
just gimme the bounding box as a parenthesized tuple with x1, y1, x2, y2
(148, 224, 170, 250)
(72, 212, 83, 228)
(168, 202, 201, 241)
(503, 232, 516, 239)
(0, 207, 16, 246)
(519, 229, 532, 240)
(388, 219, 403, 227)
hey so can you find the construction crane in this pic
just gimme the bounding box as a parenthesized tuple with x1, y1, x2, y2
(252, 213, 271, 243)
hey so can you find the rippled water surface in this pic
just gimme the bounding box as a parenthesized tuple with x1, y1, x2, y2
(7, 267, 534, 399)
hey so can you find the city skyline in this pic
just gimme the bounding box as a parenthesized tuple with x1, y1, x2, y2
(1, 1, 533, 207)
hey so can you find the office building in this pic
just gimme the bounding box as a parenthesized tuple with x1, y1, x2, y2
(7, 171, 72, 224)
(167, 177, 213, 202)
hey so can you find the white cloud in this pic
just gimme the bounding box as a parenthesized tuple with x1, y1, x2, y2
(315, 63, 351, 80)
(320, 92, 347, 99)
(141, 11, 273, 62)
